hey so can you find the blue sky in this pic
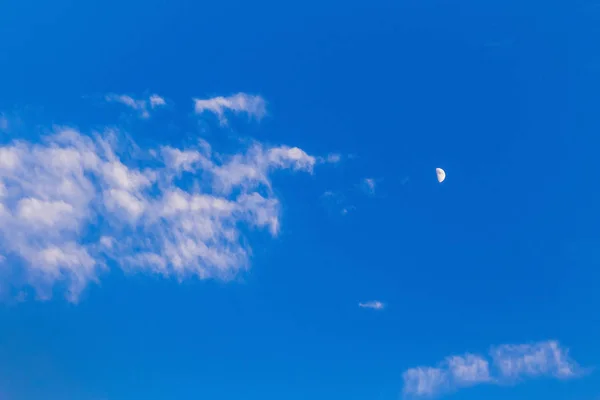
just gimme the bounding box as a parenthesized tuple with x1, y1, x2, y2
(0, 0, 599, 399)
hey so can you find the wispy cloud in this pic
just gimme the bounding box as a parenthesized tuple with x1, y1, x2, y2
(403, 354, 490, 397)
(326, 153, 342, 163)
(0, 125, 330, 302)
(403, 367, 449, 397)
(105, 93, 166, 118)
(149, 94, 166, 109)
(193, 93, 266, 125)
(489, 340, 582, 381)
(316, 153, 342, 164)
(402, 340, 583, 398)
(358, 300, 385, 310)
(361, 178, 376, 194)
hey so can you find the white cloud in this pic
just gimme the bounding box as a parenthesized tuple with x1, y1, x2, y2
(446, 354, 491, 386)
(403, 354, 489, 397)
(160, 144, 212, 173)
(105, 93, 166, 118)
(358, 300, 384, 310)
(149, 94, 166, 108)
(211, 143, 315, 194)
(402, 340, 582, 398)
(0, 147, 20, 169)
(0, 126, 329, 302)
(99, 236, 115, 249)
(489, 340, 581, 381)
(193, 93, 266, 125)
(267, 146, 316, 171)
(403, 367, 449, 397)
(17, 198, 77, 229)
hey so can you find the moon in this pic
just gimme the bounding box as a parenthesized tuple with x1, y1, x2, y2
(436, 168, 446, 183)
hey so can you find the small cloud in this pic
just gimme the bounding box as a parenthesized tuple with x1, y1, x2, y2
(193, 92, 266, 125)
(358, 300, 385, 310)
(446, 354, 492, 386)
(105, 93, 166, 118)
(403, 367, 449, 397)
(403, 354, 490, 398)
(361, 178, 376, 195)
(317, 153, 342, 164)
(327, 153, 342, 163)
(105, 94, 148, 118)
(149, 94, 166, 109)
(99, 236, 115, 249)
(402, 340, 583, 398)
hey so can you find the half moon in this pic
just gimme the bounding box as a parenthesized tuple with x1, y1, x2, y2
(436, 168, 446, 183)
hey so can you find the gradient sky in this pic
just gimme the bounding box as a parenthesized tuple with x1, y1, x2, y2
(1, 0, 599, 399)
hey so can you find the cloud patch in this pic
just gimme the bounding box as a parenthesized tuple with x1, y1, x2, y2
(402, 340, 583, 398)
(149, 94, 166, 108)
(193, 93, 266, 125)
(105, 93, 166, 118)
(325, 153, 342, 163)
(489, 340, 581, 380)
(358, 300, 385, 310)
(0, 126, 326, 302)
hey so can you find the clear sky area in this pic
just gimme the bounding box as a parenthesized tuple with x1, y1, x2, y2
(0, 0, 599, 399)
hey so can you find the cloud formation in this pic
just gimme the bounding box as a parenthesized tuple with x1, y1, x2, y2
(402, 340, 583, 398)
(193, 93, 266, 125)
(149, 94, 166, 108)
(489, 341, 580, 380)
(358, 300, 384, 310)
(105, 93, 166, 118)
(0, 125, 325, 302)
(361, 178, 376, 194)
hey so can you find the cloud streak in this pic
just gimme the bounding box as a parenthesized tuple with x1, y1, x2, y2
(361, 178, 376, 194)
(193, 93, 266, 125)
(402, 340, 583, 398)
(358, 300, 384, 310)
(105, 93, 166, 118)
(0, 125, 327, 302)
